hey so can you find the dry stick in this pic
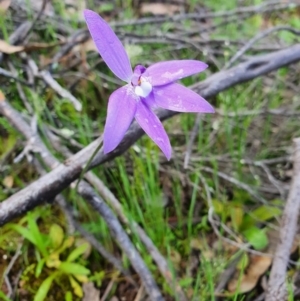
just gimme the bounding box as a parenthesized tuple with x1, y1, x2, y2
(53, 185, 136, 285)
(265, 138, 300, 301)
(77, 184, 165, 301)
(47, 185, 132, 278)
(39, 70, 82, 111)
(17, 52, 83, 111)
(83, 173, 188, 301)
(21, 0, 49, 41)
(1, 44, 300, 225)
(225, 25, 300, 69)
(15, 51, 82, 111)
(30, 158, 75, 235)
(7, 61, 33, 113)
(199, 166, 268, 204)
(183, 113, 202, 169)
(0, 66, 31, 86)
(257, 162, 286, 199)
(216, 108, 300, 117)
(214, 255, 243, 296)
(0, 97, 164, 301)
(49, 28, 89, 70)
(0, 18, 82, 111)
(4, 244, 22, 298)
(197, 172, 270, 258)
(0, 22, 32, 63)
(100, 274, 118, 301)
(112, 0, 298, 27)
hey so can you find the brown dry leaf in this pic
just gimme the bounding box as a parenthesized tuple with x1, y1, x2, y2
(72, 38, 97, 54)
(81, 38, 97, 53)
(82, 282, 100, 301)
(226, 228, 300, 295)
(39, 55, 53, 68)
(228, 255, 272, 293)
(0, 89, 5, 101)
(0, 40, 24, 54)
(140, 3, 181, 16)
(3, 175, 13, 188)
(0, 0, 11, 12)
(24, 41, 64, 52)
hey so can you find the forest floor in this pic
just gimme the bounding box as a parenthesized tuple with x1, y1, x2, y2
(1, 1, 300, 301)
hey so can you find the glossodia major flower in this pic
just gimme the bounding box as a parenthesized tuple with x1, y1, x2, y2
(84, 9, 214, 160)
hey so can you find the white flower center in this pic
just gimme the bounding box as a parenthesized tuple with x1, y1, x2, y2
(134, 81, 152, 98)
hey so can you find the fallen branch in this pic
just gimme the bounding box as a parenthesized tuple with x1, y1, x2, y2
(1, 43, 300, 225)
(265, 138, 300, 301)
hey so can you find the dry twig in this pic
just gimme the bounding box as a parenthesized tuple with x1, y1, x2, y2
(265, 138, 300, 301)
(225, 25, 300, 69)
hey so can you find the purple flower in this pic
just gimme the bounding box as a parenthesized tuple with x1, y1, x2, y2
(84, 9, 214, 160)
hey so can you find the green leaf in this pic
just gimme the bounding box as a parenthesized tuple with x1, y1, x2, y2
(55, 237, 74, 255)
(0, 290, 13, 301)
(67, 243, 89, 262)
(33, 273, 57, 301)
(89, 271, 105, 287)
(69, 276, 83, 297)
(73, 274, 89, 283)
(49, 224, 64, 249)
(251, 206, 281, 222)
(27, 216, 48, 257)
(230, 205, 244, 231)
(35, 258, 46, 278)
(99, 3, 114, 13)
(239, 215, 255, 231)
(243, 227, 268, 250)
(211, 199, 225, 215)
(236, 253, 249, 270)
(58, 262, 90, 275)
(46, 253, 61, 268)
(10, 224, 36, 245)
(65, 291, 73, 301)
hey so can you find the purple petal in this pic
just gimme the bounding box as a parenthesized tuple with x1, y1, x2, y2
(135, 101, 172, 160)
(84, 9, 132, 82)
(144, 60, 208, 86)
(103, 85, 137, 153)
(152, 83, 215, 113)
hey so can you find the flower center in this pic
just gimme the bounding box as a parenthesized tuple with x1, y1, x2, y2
(134, 80, 152, 97)
(131, 65, 152, 98)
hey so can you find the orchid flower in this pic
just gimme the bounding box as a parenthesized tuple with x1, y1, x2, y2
(84, 9, 214, 160)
